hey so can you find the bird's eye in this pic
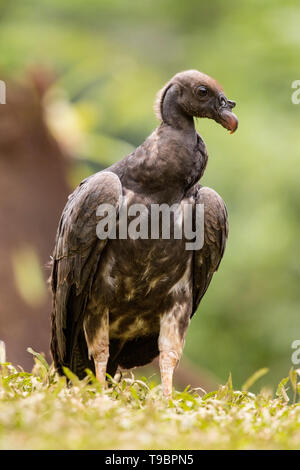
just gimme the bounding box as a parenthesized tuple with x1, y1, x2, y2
(195, 85, 208, 97)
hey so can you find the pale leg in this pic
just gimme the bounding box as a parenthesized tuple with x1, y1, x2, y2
(158, 309, 189, 399)
(84, 308, 109, 384)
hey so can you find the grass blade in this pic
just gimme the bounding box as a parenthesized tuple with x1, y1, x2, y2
(242, 368, 269, 392)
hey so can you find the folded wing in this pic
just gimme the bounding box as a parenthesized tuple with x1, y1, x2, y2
(191, 185, 228, 316)
(50, 171, 122, 376)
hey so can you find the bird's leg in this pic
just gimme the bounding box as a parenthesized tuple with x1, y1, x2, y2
(158, 309, 189, 399)
(159, 350, 179, 399)
(83, 308, 109, 385)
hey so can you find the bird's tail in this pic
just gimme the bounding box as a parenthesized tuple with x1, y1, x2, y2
(50, 315, 95, 379)
(50, 309, 65, 376)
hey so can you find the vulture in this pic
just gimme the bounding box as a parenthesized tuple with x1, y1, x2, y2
(50, 70, 238, 398)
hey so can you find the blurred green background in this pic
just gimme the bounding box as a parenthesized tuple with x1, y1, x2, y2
(0, 0, 299, 389)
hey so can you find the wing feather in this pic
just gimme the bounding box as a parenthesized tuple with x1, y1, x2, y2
(50, 171, 122, 373)
(191, 185, 228, 316)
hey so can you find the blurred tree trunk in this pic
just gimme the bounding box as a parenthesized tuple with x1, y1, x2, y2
(0, 71, 71, 369)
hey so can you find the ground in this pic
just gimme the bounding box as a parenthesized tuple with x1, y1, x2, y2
(0, 350, 300, 450)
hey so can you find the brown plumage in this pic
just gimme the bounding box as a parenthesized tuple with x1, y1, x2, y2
(50, 70, 237, 397)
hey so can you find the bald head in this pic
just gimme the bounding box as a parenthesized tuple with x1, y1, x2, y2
(155, 69, 238, 133)
(171, 69, 223, 93)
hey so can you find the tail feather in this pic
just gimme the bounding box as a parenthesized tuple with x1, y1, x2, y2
(51, 310, 94, 379)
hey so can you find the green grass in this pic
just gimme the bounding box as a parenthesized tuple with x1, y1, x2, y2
(0, 352, 300, 450)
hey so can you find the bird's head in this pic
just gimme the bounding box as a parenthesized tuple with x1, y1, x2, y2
(155, 69, 238, 133)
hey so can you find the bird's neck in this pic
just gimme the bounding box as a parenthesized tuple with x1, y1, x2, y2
(161, 88, 195, 132)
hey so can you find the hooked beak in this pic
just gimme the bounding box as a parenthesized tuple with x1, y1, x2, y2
(216, 96, 238, 134)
